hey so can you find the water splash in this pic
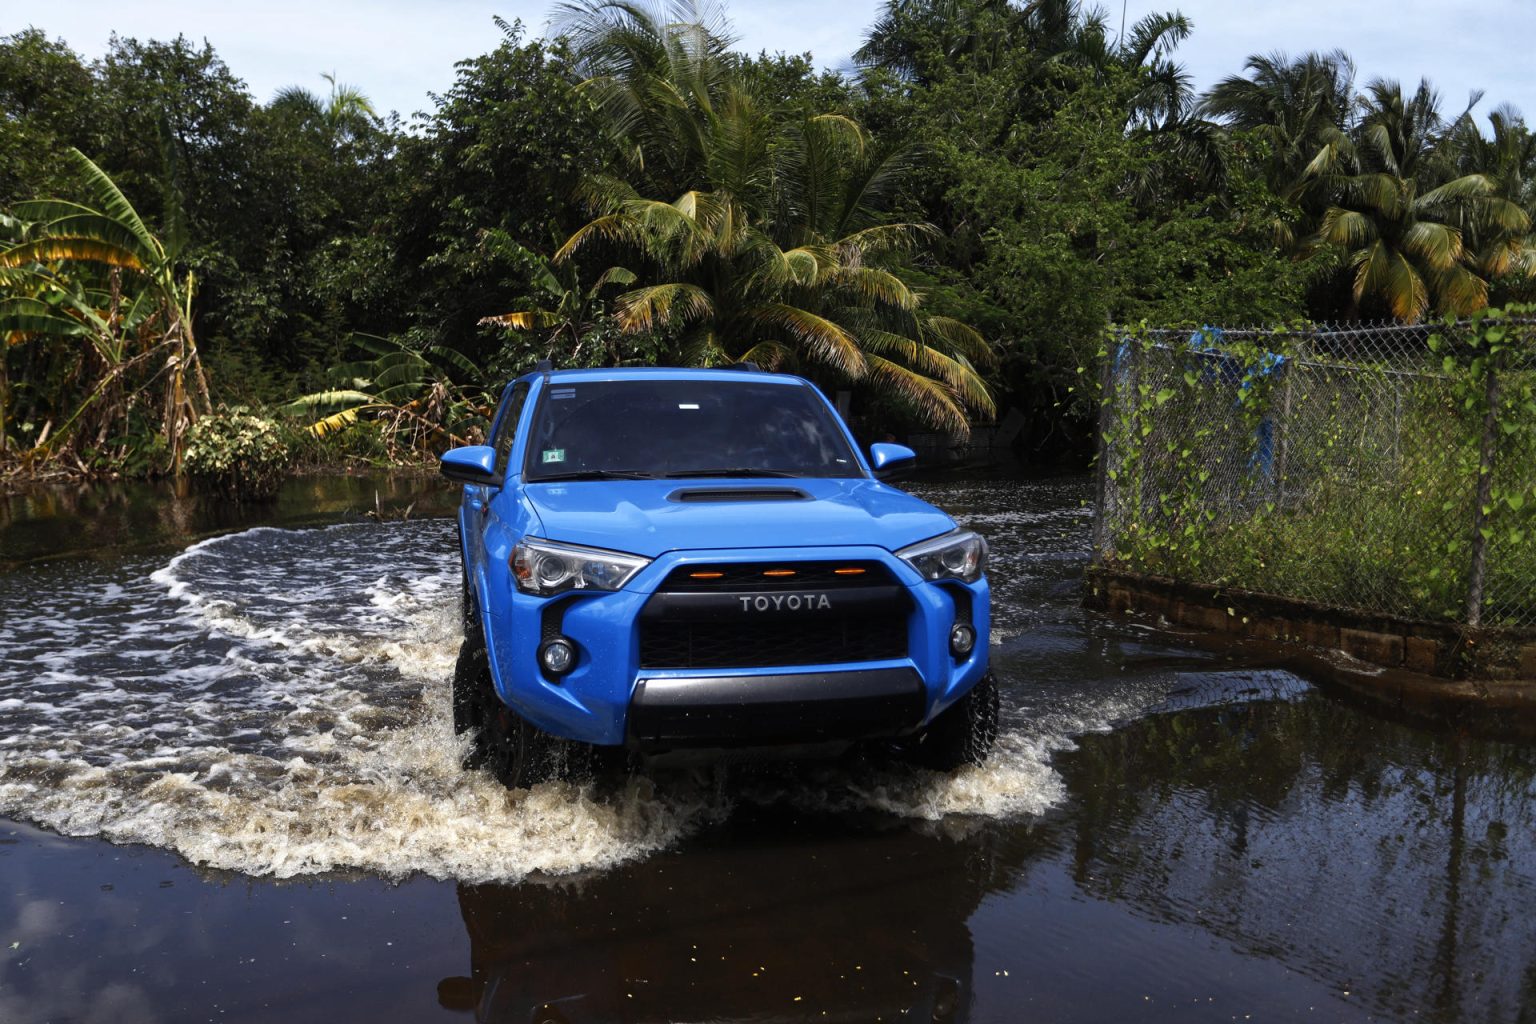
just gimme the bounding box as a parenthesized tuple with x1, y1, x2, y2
(0, 481, 1128, 882)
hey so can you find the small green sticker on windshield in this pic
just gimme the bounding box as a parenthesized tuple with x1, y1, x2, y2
(541, 449, 566, 464)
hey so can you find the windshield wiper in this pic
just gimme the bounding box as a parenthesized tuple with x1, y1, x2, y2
(664, 468, 799, 478)
(532, 469, 658, 481)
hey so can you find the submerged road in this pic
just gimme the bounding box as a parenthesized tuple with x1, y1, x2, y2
(1, 474, 1533, 1022)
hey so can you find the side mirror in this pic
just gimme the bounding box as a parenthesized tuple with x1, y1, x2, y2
(869, 442, 917, 475)
(440, 445, 501, 486)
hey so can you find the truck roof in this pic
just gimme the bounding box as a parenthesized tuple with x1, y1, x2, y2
(517, 366, 808, 386)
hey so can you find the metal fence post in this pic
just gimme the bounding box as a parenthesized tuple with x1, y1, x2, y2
(1091, 337, 1116, 563)
(1465, 359, 1500, 628)
(1275, 361, 1293, 507)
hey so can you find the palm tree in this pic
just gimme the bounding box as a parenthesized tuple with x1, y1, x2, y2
(1303, 79, 1530, 321)
(1200, 49, 1357, 213)
(270, 72, 378, 146)
(855, 0, 1018, 82)
(552, 0, 737, 197)
(553, 0, 994, 431)
(0, 149, 209, 472)
(1441, 103, 1536, 294)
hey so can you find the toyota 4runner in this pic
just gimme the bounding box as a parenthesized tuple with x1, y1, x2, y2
(441, 365, 997, 787)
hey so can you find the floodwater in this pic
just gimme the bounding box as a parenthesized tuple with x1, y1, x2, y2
(1, 473, 1534, 1023)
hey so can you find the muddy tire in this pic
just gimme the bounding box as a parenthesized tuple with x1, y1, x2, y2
(454, 634, 557, 788)
(904, 673, 1000, 772)
(477, 682, 559, 790)
(452, 573, 482, 740)
(453, 614, 592, 788)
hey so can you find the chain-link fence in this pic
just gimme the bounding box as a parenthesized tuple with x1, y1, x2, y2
(1092, 315, 1536, 629)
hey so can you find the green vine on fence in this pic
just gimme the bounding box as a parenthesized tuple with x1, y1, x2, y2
(1093, 322, 1298, 580)
(1429, 304, 1536, 626)
(1093, 312, 1536, 628)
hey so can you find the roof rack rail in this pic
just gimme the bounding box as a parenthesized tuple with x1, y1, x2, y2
(725, 361, 760, 372)
(533, 358, 554, 374)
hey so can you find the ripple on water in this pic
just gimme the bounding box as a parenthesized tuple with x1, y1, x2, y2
(0, 482, 1124, 882)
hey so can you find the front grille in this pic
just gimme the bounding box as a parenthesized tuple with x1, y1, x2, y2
(640, 560, 910, 670)
(657, 560, 897, 592)
(640, 617, 907, 669)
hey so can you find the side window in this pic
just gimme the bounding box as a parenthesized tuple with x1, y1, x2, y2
(491, 383, 531, 475)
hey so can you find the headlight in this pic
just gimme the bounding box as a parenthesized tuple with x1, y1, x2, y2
(511, 538, 651, 595)
(897, 529, 987, 584)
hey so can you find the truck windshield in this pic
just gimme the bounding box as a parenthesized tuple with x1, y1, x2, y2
(523, 379, 862, 481)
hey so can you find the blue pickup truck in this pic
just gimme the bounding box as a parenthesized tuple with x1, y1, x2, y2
(440, 364, 996, 787)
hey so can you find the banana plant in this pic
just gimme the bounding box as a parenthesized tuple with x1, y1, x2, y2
(478, 253, 637, 364)
(285, 334, 489, 457)
(0, 149, 209, 473)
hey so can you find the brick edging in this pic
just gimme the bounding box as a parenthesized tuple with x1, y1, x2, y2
(1083, 566, 1536, 683)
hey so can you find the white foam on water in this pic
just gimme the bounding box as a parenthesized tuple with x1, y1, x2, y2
(0, 491, 1117, 883)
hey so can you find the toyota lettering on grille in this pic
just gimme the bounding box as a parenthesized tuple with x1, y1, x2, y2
(737, 593, 833, 612)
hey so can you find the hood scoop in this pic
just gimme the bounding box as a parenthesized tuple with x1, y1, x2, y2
(668, 486, 811, 504)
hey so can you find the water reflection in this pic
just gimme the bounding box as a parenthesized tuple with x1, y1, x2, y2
(1056, 694, 1536, 1023)
(434, 805, 1030, 1024)
(418, 673, 1536, 1024)
(0, 472, 457, 566)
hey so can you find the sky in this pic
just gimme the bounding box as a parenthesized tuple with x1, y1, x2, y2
(7, 1, 1536, 130)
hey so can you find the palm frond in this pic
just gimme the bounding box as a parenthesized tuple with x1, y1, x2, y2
(921, 315, 996, 367)
(825, 265, 917, 309)
(480, 310, 561, 330)
(23, 212, 152, 259)
(866, 328, 994, 417)
(9, 199, 102, 224)
(1400, 221, 1463, 272)
(305, 408, 364, 438)
(863, 354, 969, 434)
(1429, 263, 1489, 317)
(555, 213, 647, 261)
(749, 302, 865, 377)
(734, 340, 794, 370)
(65, 149, 160, 261)
(616, 282, 714, 331)
(0, 297, 90, 342)
(424, 344, 483, 380)
(592, 265, 639, 289)
(1316, 207, 1376, 248)
(836, 222, 936, 257)
(283, 389, 377, 414)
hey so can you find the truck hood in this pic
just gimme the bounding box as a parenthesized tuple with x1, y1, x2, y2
(522, 478, 954, 559)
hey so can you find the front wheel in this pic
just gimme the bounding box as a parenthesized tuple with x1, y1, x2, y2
(903, 673, 1000, 772)
(452, 624, 595, 789)
(478, 684, 560, 789)
(452, 570, 482, 739)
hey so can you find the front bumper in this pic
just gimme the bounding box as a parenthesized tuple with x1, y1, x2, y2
(628, 666, 926, 749)
(475, 544, 989, 748)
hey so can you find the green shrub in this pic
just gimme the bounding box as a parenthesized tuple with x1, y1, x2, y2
(184, 406, 294, 501)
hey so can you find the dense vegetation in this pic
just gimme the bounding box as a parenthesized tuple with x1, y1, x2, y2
(2, 0, 1534, 489)
(1097, 312, 1536, 628)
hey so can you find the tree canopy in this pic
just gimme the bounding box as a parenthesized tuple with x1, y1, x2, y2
(3, 1, 1535, 479)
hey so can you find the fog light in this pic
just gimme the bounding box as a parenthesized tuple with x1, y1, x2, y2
(949, 623, 976, 658)
(539, 638, 576, 676)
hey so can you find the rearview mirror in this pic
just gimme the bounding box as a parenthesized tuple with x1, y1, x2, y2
(440, 445, 501, 486)
(869, 442, 917, 475)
